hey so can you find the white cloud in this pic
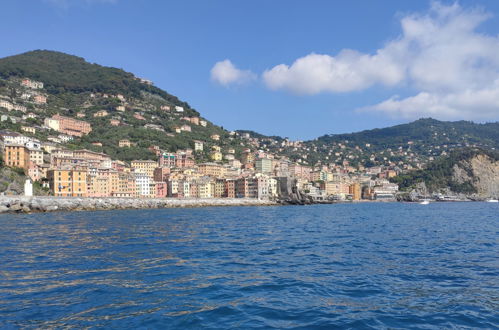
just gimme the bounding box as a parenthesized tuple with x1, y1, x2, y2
(260, 2, 499, 121)
(210, 60, 256, 87)
(364, 82, 499, 120)
(263, 49, 404, 94)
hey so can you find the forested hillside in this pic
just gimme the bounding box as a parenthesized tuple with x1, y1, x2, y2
(391, 148, 499, 195)
(0, 50, 254, 162)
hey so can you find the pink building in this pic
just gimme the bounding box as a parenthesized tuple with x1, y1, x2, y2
(27, 162, 41, 181)
(155, 182, 168, 198)
(34, 95, 47, 104)
(289, 164, 312, 180)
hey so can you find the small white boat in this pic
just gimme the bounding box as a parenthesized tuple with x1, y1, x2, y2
(420, 200, 430, 205)
(486, 199, 498, 203)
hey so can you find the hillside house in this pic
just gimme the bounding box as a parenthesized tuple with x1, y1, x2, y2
(34, 95, 47, 104)
(21, 79, 43, 89)
(93, 110, 109, 117)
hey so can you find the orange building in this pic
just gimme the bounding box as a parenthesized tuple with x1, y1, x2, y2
(3, 145, 30, 169)
(349, 183, 362, 200)
(87, 170, 119, 197)
(111, 172, 136, 197)
(47, 168, 88, 197)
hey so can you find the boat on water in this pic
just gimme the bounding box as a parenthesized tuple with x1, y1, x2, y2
(486, 199, 498, 203)
(419, 200, 430, 205)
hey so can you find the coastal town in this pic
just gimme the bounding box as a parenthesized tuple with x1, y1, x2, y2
(0, 77, 400, 201)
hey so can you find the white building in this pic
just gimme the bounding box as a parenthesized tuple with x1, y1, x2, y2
(24, 179, 33, 197)
(134, 172, 152, 197)
(44, 117, 60, 131)
(0, 131, 32, 146)
(58, 134, 74, 143)
(194, 140, 204, 151)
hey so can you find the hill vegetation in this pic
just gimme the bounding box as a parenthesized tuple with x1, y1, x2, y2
(315, 118, 499, 150)
(0, 50, 255, 162)
(0, 50, 194, 112)
(391, 148, 499, 194)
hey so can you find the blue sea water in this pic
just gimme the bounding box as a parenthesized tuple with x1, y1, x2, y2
(0, 202, 498, 329)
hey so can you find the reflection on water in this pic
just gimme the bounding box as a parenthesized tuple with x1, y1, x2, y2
(0, 203, 498, 328)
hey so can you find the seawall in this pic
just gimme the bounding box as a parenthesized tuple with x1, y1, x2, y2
(0, 196, 278, 214)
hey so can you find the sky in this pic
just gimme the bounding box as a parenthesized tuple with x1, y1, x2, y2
(2, 0, 499, 140)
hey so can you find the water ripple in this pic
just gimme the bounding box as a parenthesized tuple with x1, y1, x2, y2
(0, 202, 498, 328)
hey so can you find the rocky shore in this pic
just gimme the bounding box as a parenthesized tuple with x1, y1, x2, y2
(0, 196, 278, 214)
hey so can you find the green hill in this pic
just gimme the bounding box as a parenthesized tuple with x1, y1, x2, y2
(315, 118, 499, 150)
(0, 50, 193, 111)
(0, 50, 253, 162)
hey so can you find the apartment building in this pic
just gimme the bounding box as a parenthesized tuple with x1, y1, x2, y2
(198, 163, 225, 177)
(131, 160, 157, 178)
(255, 158, 272, 174)
(28, 148, 44, 165)
(47, 168, 88, 197)
(3, 144, 30, 169)
(46, 115, 92, 137)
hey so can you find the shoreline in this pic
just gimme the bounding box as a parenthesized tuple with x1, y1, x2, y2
(0, 196, 278, 214)
(0, 196, 489, 214)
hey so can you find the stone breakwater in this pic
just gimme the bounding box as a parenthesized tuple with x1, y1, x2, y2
(0, 196, 277, 214)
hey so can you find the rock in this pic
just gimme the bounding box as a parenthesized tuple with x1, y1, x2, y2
(9, 203, 22, 212)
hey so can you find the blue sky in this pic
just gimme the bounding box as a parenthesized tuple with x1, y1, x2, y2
(2, 0, 499, 139)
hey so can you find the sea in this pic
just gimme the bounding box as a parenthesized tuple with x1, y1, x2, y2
(0, 202, 498, 329)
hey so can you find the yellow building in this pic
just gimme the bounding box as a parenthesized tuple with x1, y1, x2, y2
(21, 126, 36, 134)
(131, 160, 157, 177)
(209, 151, 223, 162)
(241, 150, 254, 165)
(119, 139, 132, 147)
(214, 179, 226, 198)
(197, 181, 213, 198)
(47, 168, 88, 197)
(198, 162, 225, 177)
(93, 110, 109, 117)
